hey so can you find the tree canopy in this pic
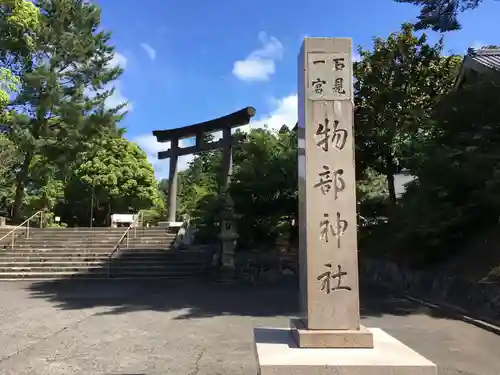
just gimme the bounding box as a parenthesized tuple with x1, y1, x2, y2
(0, 0, 162, 225)
(354, 24, 460, 204)
(395, 0, 485, 31)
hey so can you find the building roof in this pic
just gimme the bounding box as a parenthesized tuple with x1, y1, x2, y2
(467, 47, 500, 71)
(454, 47, 500, 90)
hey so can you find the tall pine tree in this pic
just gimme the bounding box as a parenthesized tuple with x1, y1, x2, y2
(3, 0, 126, 219)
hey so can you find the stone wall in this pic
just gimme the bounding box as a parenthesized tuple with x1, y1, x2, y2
(360, 258, 500, 324)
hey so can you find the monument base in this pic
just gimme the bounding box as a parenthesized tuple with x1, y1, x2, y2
(254, 327, 436, 375)
(290, 318, 374, 348)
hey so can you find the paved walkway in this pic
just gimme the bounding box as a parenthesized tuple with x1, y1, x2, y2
(0, 279, 499, 375)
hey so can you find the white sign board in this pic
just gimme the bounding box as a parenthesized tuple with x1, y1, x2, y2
(111, 214, 136, 224)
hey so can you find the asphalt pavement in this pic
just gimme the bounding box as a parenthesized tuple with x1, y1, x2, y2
(0, 279, 498, 375)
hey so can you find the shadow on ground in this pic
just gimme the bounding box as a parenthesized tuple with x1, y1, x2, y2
(25, 275, 458, 321)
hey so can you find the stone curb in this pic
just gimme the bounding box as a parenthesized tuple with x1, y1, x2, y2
(374, 279, 500, 336)
(403, 294, 500, 336)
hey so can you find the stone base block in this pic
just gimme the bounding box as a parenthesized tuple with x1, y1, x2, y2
(254, 327, 436, 375)
(290, 318, 374, 348)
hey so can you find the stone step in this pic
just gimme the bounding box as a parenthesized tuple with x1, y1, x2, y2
(0, 258, 195, 264)
(12, 251, 175, 256)
(0, 264, 205, 275)
(2, 246, 173, 253)
(0, 256, 208, 262)
(11, 238, 175, 244)
(1, 248, 115, 253)
(9, 235, 119, 240)
(13, 241, 121, 246)
(0, 257, 107, 262)
(0, 270, 204, 280)
(29, 234, 172, 238)
(26, 228, 127, 231)
(0, 261, 108, 267)
(11, 233, 124, 238)
(2, 227, 171, 232)
(22, 231, 174, 236)
(0, 249, 196, 256)
(125, 238, 176, 242)
(0, 258, 203, 269)
(0, 258, 209, 264)
(10, 244, 115, 248)
(10, 243, 173, 249)
(0, 251, 210, 259)
(26, 229, 170, 234)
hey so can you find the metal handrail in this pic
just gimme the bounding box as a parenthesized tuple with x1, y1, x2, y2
(0, 211, 44, 249)
(107, 211, 145, 277)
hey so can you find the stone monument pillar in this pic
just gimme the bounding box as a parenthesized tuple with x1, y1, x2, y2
(253, 37, 436, 375)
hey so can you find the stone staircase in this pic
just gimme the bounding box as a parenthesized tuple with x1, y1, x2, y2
(0, 227, 213, 280)
(0, 227, 24, 247)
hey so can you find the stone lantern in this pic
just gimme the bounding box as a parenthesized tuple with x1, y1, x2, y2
(217, 193, 241, 270)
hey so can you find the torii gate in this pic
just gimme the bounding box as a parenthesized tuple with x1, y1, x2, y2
(152, 106, 256, 225)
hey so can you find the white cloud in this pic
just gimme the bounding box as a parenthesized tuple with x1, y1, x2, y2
(108, 51, 128, 69)
(133, 135, 194, 180)
(83, 81, 132, 113)
(240, 94, 297, 132)
(102, 52, 131, 112)
(140, 43, 156, 61)
(471, 41, 485, 50)
(232, 31, 283, 82)
(353, 52, 361, 62)
(104, 81, 132, 112)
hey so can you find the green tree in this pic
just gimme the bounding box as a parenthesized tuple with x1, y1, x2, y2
(0, 134, 20, 215)
(63, 136, 162, 226)
(176, 127, 298, 248)
(177, 132, 222, 220)
(0, 68, 19, 113)
(395, 0, 485, 31)
(371, 70, 500, 267)
(354, 24, 459, 206)
(0, 0, 40, 124)
(3, 0, 125, 220)
(0, 0, 40, 51)
(230, 126, 297, 248)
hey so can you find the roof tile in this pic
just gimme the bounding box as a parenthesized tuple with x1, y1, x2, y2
(467, 47, 500, 71)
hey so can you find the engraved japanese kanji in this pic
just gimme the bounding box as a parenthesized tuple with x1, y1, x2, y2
(319, 212, 348, 249)
(313, 165, 345, 199)
(315, 118, 348, 152)
(317, 263, 351, 294)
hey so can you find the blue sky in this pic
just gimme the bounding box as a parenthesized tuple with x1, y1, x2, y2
(96, 0, 499, 179)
